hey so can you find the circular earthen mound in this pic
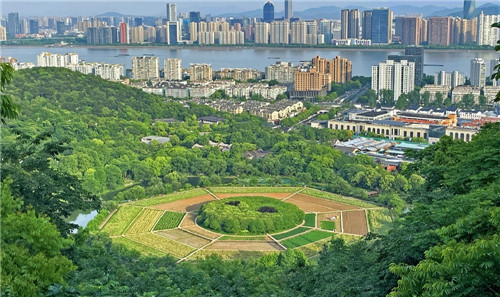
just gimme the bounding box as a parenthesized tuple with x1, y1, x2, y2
(198, 196, 304, 234)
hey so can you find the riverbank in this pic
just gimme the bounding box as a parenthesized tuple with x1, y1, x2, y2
(0, 43, 494, 53)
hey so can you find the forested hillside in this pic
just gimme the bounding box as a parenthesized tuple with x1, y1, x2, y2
(1, 67, 499, 296)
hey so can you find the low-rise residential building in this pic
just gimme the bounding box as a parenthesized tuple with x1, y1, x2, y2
(451, 86, 481, 104)
(419, 84, 451, 102)
(483, 86, 500, 103)
(141, 136, 171, 144)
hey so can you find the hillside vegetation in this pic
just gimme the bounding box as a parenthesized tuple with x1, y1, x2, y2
(2, 67, 499, 296)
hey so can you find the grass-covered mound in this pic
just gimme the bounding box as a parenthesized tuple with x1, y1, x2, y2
(198, 197, 304, 234)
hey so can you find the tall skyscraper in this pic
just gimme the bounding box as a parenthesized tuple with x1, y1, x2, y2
(29, 19, 39, 35)
(341, 9, 360, 39)
(270, 21, 290, 44)
(189, 11, 201, 23)
(255, 22, 270, 43)
(167, 21, 180, 45)
(372, 59, 415, 100)
(285, 0, 293, 20)
(470, 58, 486, 87)
(263, 1, 275, 23)
(362, 10, 372, 40)
(166, 3, 177, 22)
(7, 12, 20, 37)
(371, 8, 392, 44)
(463, 0, 475, 20)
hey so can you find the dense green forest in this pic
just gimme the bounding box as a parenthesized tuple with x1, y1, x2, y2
(1, 67, 499, 296)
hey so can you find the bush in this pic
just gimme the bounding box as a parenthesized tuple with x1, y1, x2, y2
(199, 196, 304, 234)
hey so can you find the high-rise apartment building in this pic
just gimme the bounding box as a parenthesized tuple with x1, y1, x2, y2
(372, 59, 415, 100)
(263, 1, 275, 23)
(265, 61, 295, 83)
(7, 12, 20, 37)
(427, 17, 452, 45)
(87, 27, 118, 44)
(371, 8, 393, 44)
(362, 10, 372, 40)
(311, 55, 352, 84)
(291, 21, 307, 44)
(130, 26, 144, 43)
(166, 3, 177, 22)
(463, 0, 476, 19)
(132, 56, 159, 79)
(434, 71, 466, 88)
(37, 52, 79, 67)
(270, 21, 290, 44)
(477, 12, 500, 46)
(285, 0, 293, 20)
(189, 64, 213, 81)
(294, 67, 330, 91)
(164, 58, 182, 80)
(0, 26, 6, 41)
(451, 18, 477, 44)
(470, 58, 486, 87)
(120, 22, 129, 44)
(254, 22, 270, 44)
(341, 9, 360, 39)
(394, 16, 423, 45)
(388, 46, 424, 86)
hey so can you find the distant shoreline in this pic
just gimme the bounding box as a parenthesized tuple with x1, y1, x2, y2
(0, 44, 494, 53)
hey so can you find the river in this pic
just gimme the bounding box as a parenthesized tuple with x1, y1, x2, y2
(1, 46, 497, 77)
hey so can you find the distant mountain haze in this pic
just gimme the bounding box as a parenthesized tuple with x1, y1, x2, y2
(3, 1, 497, 18)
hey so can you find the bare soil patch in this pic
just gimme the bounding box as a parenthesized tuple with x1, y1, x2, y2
(216, 193, 291, 199)
(152, 194, 216, 212)
(206, 241, 285, 251)
(156, 229, 211, 248)
(342, 210, 369, 235)
(285, 198, 334, 212)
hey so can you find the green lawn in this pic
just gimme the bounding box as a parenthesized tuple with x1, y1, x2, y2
(281, 230, 334, 249)
(304, 213, 316, 227)
(320, 221, 336, 231)
(302, 188, 376, 208)
(153, 211, 185, 230)
(132, 189, 207, 207)
(272, 227, 311, 240)
(101, 205, 143, 236)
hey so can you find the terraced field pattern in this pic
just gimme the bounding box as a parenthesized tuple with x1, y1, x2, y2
(99, 187, 390, 261)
